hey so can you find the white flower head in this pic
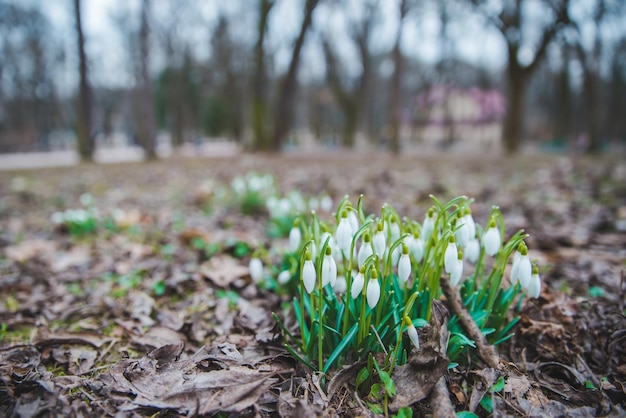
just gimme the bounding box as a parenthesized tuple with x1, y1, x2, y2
(334, 275, 347, 293)
(512, 243, 532, 288)
(322, 246, 337, 288)
(249, 257, 263, 283)
(450, 250, 464, 287)
(409, 231, 425, 263)
(373, 221, 386, 258)
(454, 212, 469, 248)
(444, 236, 458, 275)
(302, 251, 316, 294)
(320, 195, 333, 212)
(465, 238, 480, 264)
(289, 220, 302, 252)
(405, 316, 420, 351)
(348, 210, 360, 235)
(422, 208, 436, 242)
(388, 215, 401, 243)
(277, 270, 291, 285)
(463, 207, 476, 239)
(366, 270, 380, 309)
(527, 265, 541, 298)
(357, 233, 373, 269)
(351, 267, 365, 299)
(398, 244, 411, 283)
(336, 210, 353, 255)
(482, 218, 501, 256)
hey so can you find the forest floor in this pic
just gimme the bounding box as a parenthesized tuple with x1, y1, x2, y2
(0, 151, 625, 417)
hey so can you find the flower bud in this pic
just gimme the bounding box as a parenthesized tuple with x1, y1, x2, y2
(366, 269, 380, 309)
(450, 249, 464, 287)
(373, 221, 386, 258)
(351, 267, 365, 299)
(249, 257, 263, 283)
(302, 251, 316, 294)
(444, 236, 458, 275)
(357, 233, 373, 269)
(277, 270, 291, 285)
(289, 220, 302, 252)
(482, 218, 501, 256)
(465, 238, 480, 264)
(322, 246, 337, 288)
(336, 210, 352, 254)
(527, 265, 541, 299)
(404, 315, 420, 351)
(398, 244, 411, 283)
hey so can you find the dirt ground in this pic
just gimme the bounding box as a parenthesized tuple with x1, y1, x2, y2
(1, 151, 625, 417)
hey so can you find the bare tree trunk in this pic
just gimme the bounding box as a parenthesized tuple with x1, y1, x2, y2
(252, 0, 274, 151)
(74, 0, 93, 162)
(388, 1, 408, 154)
(138, 0, 157, 159)
(503, 65, 527, 154)
(272, 0, 318, 150)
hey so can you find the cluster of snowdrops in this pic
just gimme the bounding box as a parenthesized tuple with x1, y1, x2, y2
(249, 195, 540, 373)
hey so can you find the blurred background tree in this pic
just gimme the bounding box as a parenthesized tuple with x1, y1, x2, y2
(0, 0, 624, 156)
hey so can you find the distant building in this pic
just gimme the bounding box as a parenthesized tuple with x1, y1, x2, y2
(413, 86, 506, 150)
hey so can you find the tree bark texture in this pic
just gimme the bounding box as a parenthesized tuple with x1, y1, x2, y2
(137, 0, 157, 159)
(74, 0, 93, 161)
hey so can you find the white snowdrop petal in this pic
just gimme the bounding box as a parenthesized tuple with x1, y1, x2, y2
(303, 260, 316, 294)
(351, 272, 365, 299)
(249, 258, 263, 283)
(334, 275, 347, 294)
(289, 227, 301, 252)
(466, 239, 480, 264)
(444, 242, 458, 275)
(366, 279, 380, 309)
(483, 227, 501, 256)
(374, 231, 386, 258)
(518, 256, 532, 288)
(398, 254, 411, 283)
(407, 324, 420, 350)
(464, 213, 476, 239)
(358, 243, 373, 269)
(450, 258, 464, 287)
(277, 270, 291, 285)
(455, 218, 469, 248)
(336, 218, 353, 254)
(528, 273, 541, 298)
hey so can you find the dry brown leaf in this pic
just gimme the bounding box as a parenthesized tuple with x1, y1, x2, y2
(198, 255, 249, 287)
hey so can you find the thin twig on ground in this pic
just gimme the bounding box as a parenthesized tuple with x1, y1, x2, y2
(440, 276, 501, 369)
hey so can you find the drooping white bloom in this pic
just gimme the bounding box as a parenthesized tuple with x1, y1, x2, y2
(465, 239, 480, 264)
(322, 248, 337, 288)
(320, 195, 333, 212)
(249, 258, 263, 283)
(398, 245, 411, 283)
(405, 316, 420, 351)
(454, 215, 469, 248)
(528, 268, 541, 299)
(334, 275, 347, 293)
(366, 274, 381, 309)
(422, 208, 436, 242)
(357, 234, 373, 268)
(388, 216, 401, 244)
(336, 211, 353, 254)
(277, 270, 291, 285)
(450, 251, 464, 287)
(515, 254, 532, 288)
(348, 210, 360, 235)
(373, 222, 386, 258)
(464, 208, 476, 239)
(482, 220, 501, 256)
(302, 256, 316, 294)
(444, 238, 458, 275)
(409, 233, 425, 263)
(351, 269, 365, 299)
(289, 224, 301, 252)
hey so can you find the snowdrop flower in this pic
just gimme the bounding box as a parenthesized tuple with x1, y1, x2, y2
(336, 210, 353, 255)
(450, 249, 464, 287)
(409, 231, 424, 263)
(289, 220, 302, 252)
(351, 267, 365, 299)
(404, 315, 419, 351)
(373, 221, 386, 258)
(334, 275, 347, 294)
(465, 238, 480, 264)
(322, 246, 337, 288)
(463, 207, 476, 239)
(422, 208, 436, 242)
(357, 233, 373, 269)
(348, 210, 360, 235)
(511, 243, 532, 288)
(320, 195, 333, 212)
(277, 270, 291, 285)
(302, 251, 316, 294)
(454, 212, 469, 248)
(320, 232, 337, 259)
(527, 265, 541, 299)
(398, 244, 411, 283)
(366, 269, 380, 309)
(444, 236, 458, 275)
(482, 218, 501, 256)
(388, 215, 401, 244)
(249, 257, 263, 283)
(80, 193, 93, 206)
